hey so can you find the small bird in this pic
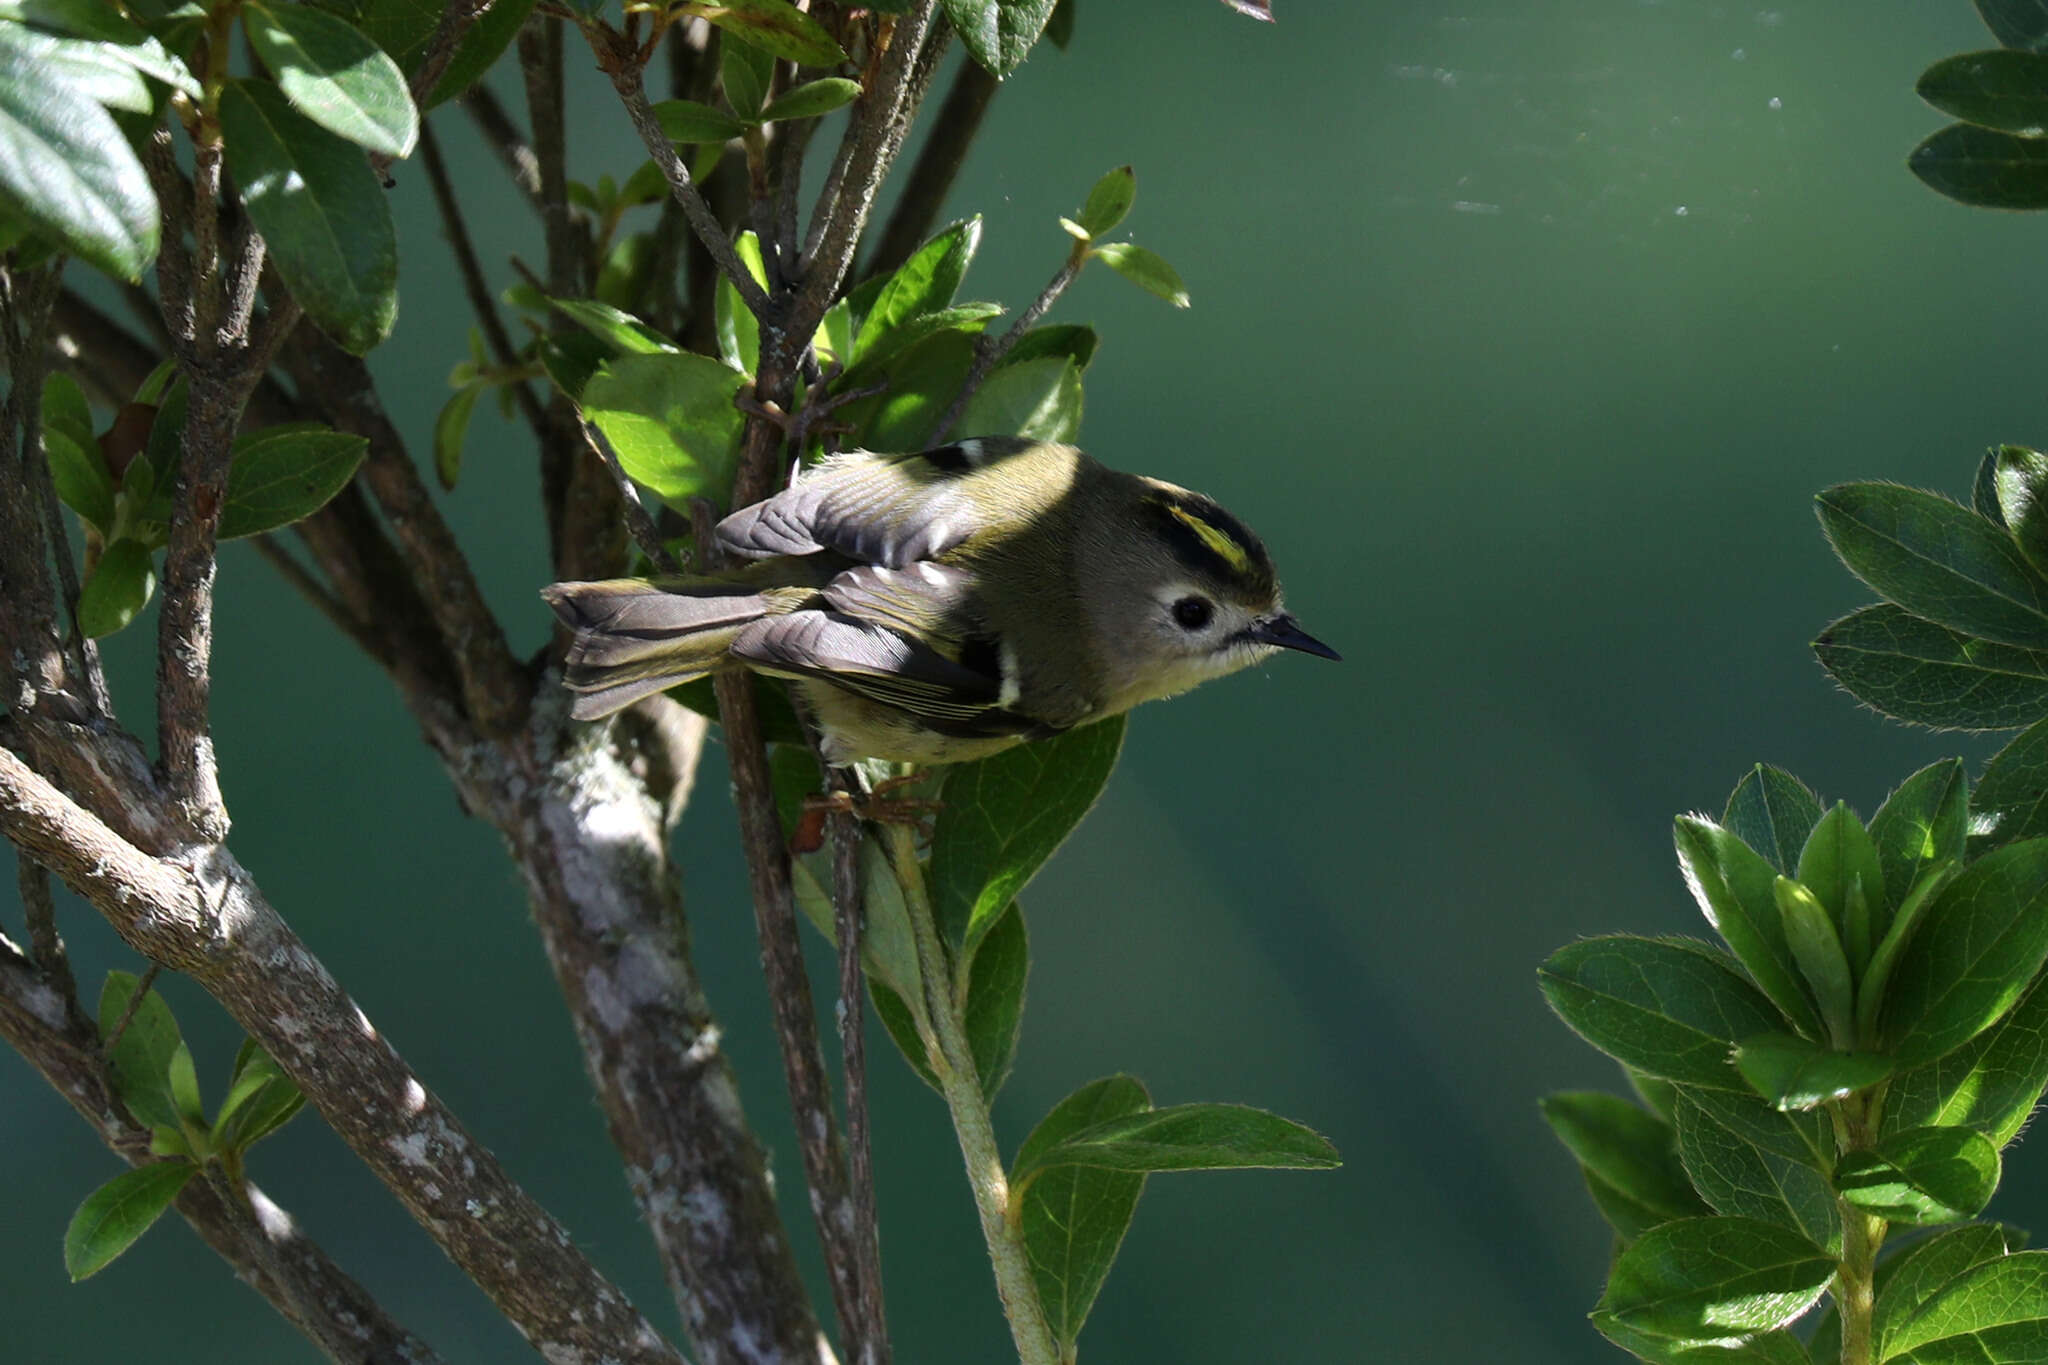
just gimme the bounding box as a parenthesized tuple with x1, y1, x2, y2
(542, 437, 1339, 764)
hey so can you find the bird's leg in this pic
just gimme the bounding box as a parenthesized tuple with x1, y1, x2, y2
(789, 773, 940, 854)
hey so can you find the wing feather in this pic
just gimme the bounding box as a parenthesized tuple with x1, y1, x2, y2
(729, 611, 1001, 720)
(715, 451, 978, 567)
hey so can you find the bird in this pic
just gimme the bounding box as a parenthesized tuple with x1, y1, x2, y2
(541, 437, 1339, 765)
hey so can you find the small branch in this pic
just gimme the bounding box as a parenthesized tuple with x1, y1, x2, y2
(829, 797, 889, 1365)
(0, 745, 687, 1365)
(711, 671, 870, 1359)
(143, 128, 197, 351)
(885, 821, 1058, 1365)
(931, 248, 1084, 443)
(420, 118, 549, 442)
(16, 853, 82, 1024)
(0, 955, 448, 1365)
(863, 56, 998, 280)
(578, 420, 679, 573)
(409, 0, 496, 110)
(600, 50, 773, 320)
(459, 83, 544, 210)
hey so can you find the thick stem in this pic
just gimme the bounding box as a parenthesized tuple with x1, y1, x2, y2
(1834, 1207, 1884, 1365)
(884, 823, 1057, 1365)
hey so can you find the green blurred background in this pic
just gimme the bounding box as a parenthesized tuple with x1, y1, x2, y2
(6, 2, 2045, 1360)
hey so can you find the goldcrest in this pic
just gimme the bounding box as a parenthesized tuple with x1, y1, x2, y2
(542, 437, 1338, 764)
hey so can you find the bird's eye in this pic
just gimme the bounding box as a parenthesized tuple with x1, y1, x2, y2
(1171, 596, 1214, 631)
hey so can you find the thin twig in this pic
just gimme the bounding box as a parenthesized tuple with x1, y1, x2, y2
(409, 0, 497, 110)
(601, 50, 773, 319)
(143, 128, 196, 354)
(420, 118, 549, 441)
(459, 83, 544, 210)
(932, 248, 1084, 442)
(16, 853, 81, 1018)
(578, 419, 678, 573)
(828, 794, 889, 1365)
(864, 55, 998, 280)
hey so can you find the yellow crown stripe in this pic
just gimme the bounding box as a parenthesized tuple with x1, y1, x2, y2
(1165, 502, 1252, 574)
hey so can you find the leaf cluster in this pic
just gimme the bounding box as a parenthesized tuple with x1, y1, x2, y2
(1909, 2, 2048, 209)
(1542, 760, 2048, 1362)
(66, 971, 305, 1281)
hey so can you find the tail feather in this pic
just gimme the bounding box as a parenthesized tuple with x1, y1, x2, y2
(542, 577, 770, 719)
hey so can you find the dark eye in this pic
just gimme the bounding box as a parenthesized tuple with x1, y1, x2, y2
(1171, 596, 1214, 631)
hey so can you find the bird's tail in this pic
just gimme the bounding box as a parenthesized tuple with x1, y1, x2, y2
(541, 577, 770, 720)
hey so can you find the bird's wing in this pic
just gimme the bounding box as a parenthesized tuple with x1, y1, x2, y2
(714, 442, 1031, 567)
(728, 610, 1002, 722)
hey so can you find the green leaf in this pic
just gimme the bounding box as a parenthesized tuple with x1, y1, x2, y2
(219, 423, 369, 539)
(689, 0, 847, 65)
(546, 297, 679, 356)
(1592, 1216, 1833, 1343)
(1873, 1225, 2015, 1358)
(1885, 1250, 2048, 1361)
(1017, 1076, 1150, 1352)
(1675, 817, 1825, 1039)
(1671, 1092, 1839, 1255)
(1724, 765, 1826, 875)
(1973, 718, 2048, 852)
(1870, 761, 1971, 921)
(0, 0, 201, 96)
(96, 971, 187, 1131)
(1540, 1092, 1709, 1233)
(1978, 0, 2048, 52)
(1731, 1033, 1891, 1110)
(1885, 969, 2048, 1148)
(759, 76, 860, 123)
(1978, 447, 2010, 526)
(213, 1039, 304, 1150)
(1090, 240, 1190, 307)
(78, 538, 155, 638)
(1911, 122, 2048, 210)
(1885, 839, 2048, 1067)
(715, 230, 768, 376)
(12, 27, 150, 112)
(855, 329, 975, 450)
(1538, 936, 1787, 1091)
(870, 978, 938, 1089)
(219, 78, 397, 354)
(1076, 164, 1135, 236)
(1773, 877, 1856, 1039)
(963, 900, 1028, 1100)
(954, 356, 1082, 443)
(1672, 1085, 1830, 1166)
(43, 371, 113, 533)
(719, 35, 772, 118)
(789, 827, 925, 1009)
(651, 97, 750, 143)
(1918, 51, 2048, 136)
(434, 382, 483, 490)
(1003, 322, 1099, 372)
(1836, 1127, 2000, 1225)
(856, 217, 982, 365)
(1013, 1102, 1339, 1180)
(538, 330, 612, 403)
(943, 0, 1059, 78)
(243, 2, 417, 158)
(579, 351, 746, 508)
(1796, 804, 1887, 969)
(166, 1040, 202, 1125)
(1996, 445, 2048, 579)
(415, 0, 533, 107)
(929, 714, 1124, 959)
(1818, 483, 2048, 648)
(832, 303, 1002, 391)
(63, 1162, 197, 1279)
(1602, 1319, 1816, 1365)
(0, 23, 156, 279)
(1859, 858, 1964, 1045)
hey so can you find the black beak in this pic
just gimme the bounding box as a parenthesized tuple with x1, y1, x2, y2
(1248, 613, 1341, 661)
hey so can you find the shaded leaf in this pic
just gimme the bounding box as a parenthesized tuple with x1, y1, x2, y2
(963, 900, 1028, 1100)
(833, 303, 1002, 391)
(220, 423, 368, 539)
(1919, 51, 2048, 136)
(1723, 765, 1825, 874)
(1885, 1251, 2048, 1361)
(1592, 1216, 1832, 1343)
(955, 355, 1082, 443)
(1977, 0, 2048, 53)
(1817, 482, 2048, 648)
(1973, 717, 2048, 851)
(243, 1, 417, 157)
(1884, 838, 2048, 1067)
(1672, 1085, 1830, 1166)
(1013, 1102, 1338, 1179)
(1732, 1033, 1891, 1111)
(434, 382, 482, 490)
(1911, 122, 2048, 210)
(1796, 803, 1886, 968)
(219, 78, 396, 354)
(1672, 1091, 1840, 1255)
(0, 22, 155, 279)
(1003, 322, 1099, 372)
(77, 538, 155, 638)
(1870, 760, 1972, 919)
(96, 971, 187, 1131)
(719, 34, 772, 118)
(944, 0, 1058, 78)
(1017, 1076, 1150, 1352)
(1538, 936, 1786, 1090)
(1541, 1091, 1709, 1234)
(63, 1162, 196, 1280)
(1874, 1225, 2015, 1357)
(652, 97, 750, 143)
(687, 0, 847, 66)
(855, 328, 974, 450)
(1885, 969, 2048, 1148)
(1675, 816, 1824, 1039)
(1836, 1127, 1999, 1225)
(43, 371, 113, 532)
(856, 217, 981, 364)
(929, 715, 1124, 959)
